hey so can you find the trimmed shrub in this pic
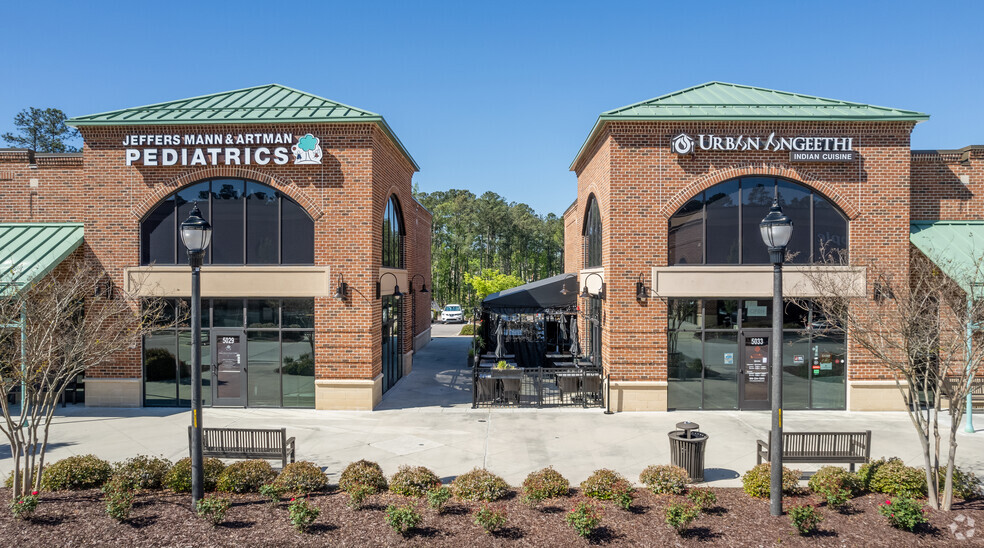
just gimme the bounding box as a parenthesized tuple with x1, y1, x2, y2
(938, 466, 982, 500)
(338, 460, 387, 494)
(521, 467, 570, 506)
(427, 486, 452, 514)
(112, 455, 172, 490)
(565, 500, 602, 538)
(274, 461, 328, 495)
(474, 503, 507, 534)
(580, 469, 634, 510)
(686, 487, 717, 510)
(9, 491, 39, 520)
(385, 503, 422, 536)
(217, 460, 277, 493)
(741, 463, 800, 499)
(4, 471, 38, 490)
(196, 495, 231, 526)
(855, 458, 887, 492)
(808, 466, 859, 507)
(164, 457, 226, 493)
(639, 464, 690, 495)
(789, 504, 824, 535)
(41, 455, 112, 491)
(389, 465, 441, 498)
(878, 496, 928, 531)
(869, 458, 926, 497)
(260, 482, 288, 505)
(451, 468, 509, 502)
(288, 496, 320, 532)
(665, 501, 700, 534)
(103, 477, 135, 521)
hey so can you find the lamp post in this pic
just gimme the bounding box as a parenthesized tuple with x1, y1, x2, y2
(180, 203, 212, 508)
(409, 274, 429, 351)
(759, 200, 792, 517)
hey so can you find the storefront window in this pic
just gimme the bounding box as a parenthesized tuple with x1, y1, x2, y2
(383, 196, 404, 268)
(667, 177, 848, 265)
(143, 298, 315, 408)
(583, 196, 602, 268)
(666, 298, 846, 410)
(140, 178, 314, 266)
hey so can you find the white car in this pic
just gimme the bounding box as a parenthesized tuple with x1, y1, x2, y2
(440, 304, 465, 324)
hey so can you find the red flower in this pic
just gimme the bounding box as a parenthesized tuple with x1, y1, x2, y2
(18, 500, 24, 504)
(885, 500, 891, 505)
(31, 491, 38, 496)
(290, 498, 296, 502)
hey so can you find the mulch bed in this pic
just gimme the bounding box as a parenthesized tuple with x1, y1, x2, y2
(2, 487, 980, 547)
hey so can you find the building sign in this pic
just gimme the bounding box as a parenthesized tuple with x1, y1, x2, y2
(671, 132, 855, 162)
(123, 132, 323, 166)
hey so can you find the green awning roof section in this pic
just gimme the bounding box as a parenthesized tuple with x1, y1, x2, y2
(0, 223, 85, 296)
(67, 83, 418, 171)
(572, 81, 929, 169)
(910, 221, 984, 297)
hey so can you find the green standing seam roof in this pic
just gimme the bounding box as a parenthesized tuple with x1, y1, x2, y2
(0, 223, 85, 296)
(66, 83, 418, 171)
(572, 81, 930, 169)
(910, 221, 984, 297)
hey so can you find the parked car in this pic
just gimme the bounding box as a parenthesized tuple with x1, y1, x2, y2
(440, 304, 465, 324)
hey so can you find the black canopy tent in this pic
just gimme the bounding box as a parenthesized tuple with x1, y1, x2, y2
(479, 274, 578, 367)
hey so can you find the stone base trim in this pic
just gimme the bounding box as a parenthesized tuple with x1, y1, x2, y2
(402, 351, 413, 378)
(315, 375, 382, 410)
(85, 378, 142, 408)
(848, 380, 908, 411)
(413, 326, 432, 351)
(609, 380, 668, 412)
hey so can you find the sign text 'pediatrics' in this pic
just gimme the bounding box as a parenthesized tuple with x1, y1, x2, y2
(123, 132, 323, 166)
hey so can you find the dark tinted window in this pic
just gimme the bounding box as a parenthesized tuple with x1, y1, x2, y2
(210, 179, 245, 264)
(705, 180, 740, 264)
(583, 197, 603, 268)
(668, 194, 702, 265)
(777, 180, 811, 263)
(175, 182, 211, 263)
(282, 195, 315, 264)
(246, 182, 279, 264)
(383, 196, 404, 268)
(141, 196, 175, 265)
(741, 177, 774, 264)
(814, 194, 848, 263)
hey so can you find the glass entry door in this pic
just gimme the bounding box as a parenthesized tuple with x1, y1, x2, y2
(739, 330, 771, 410)
(212, 328, 247, 406)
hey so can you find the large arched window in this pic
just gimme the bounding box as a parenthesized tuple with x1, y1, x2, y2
(141, 179, 314, 265)
(667, 177, 847, 265)
(382, 195, 404, 268)
(583, 196, 602, 268)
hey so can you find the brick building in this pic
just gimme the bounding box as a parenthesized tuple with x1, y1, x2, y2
(0, 84, 432, 410)
(563, 82, 984, 412)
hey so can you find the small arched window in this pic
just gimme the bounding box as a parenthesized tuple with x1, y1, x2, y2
(583, 196, 602, 268)
(667, 177, 848, 265)
(383, 195, 405, 268)
(140, 178, 314, 266)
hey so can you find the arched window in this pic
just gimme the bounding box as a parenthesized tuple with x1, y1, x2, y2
(140, 178, 314, 265)
(382, 195, 404, 268)
(583, 196, 602, 268)
(667, 177, 847, 265)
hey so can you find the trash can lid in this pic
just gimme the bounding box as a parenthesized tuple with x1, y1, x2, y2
(676, 421, 699, 430)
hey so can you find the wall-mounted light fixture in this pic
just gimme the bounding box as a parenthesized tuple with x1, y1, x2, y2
(635, 273, 650, 300)
(559, 273, 577, 296)
(376, 271, 403, 299)
(333, 273, 349, 301)
(580, 272, 606, 300)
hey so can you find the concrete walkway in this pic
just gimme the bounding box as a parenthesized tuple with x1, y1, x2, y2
(2, 323, 982, 487)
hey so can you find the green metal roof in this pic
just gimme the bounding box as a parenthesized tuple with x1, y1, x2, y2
(67, 84, 418, 170)
(0, 223, 84, 296)
(572, 81, 929, 169)
(910, 221, 984, 296)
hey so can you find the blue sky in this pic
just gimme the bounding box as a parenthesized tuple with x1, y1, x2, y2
(2, 1, 981, 216)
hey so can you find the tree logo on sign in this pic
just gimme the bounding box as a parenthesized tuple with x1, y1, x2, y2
(291, 133, 323, 165)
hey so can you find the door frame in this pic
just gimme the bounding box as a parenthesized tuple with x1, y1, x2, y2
(738, 328, 772, 410)
(212, 327, 247, 407)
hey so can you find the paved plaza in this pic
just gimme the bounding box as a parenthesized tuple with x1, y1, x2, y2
(2, 323, 982, 487)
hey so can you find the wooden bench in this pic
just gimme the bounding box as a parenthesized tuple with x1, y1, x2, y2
(944, 376, 984, 411)
(190, 427, 296, 468)
(757, 430, 871, 472)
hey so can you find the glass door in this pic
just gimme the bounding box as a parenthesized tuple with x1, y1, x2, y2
(212, 328, 247, 406)
(739, 330, 771, 410)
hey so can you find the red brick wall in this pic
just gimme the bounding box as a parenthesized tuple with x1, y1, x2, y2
(569, 120, 917, 383)
(0, 120, 430, 389)
(911, 147, 984, 221)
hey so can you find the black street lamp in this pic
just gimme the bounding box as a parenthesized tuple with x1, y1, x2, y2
(180, 203, 211, 508)
(759, 200, 793, 517)
(408, 274, 429, 350)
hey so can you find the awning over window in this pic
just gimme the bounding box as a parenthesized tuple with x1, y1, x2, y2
(0, 223, 85, 296)
(481, 273, 578, 314)
(910, 221, 984, 297)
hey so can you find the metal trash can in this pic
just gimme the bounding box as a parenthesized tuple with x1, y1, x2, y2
(668, 421, 708, 482)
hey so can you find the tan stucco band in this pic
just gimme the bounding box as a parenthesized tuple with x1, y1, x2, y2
(651, 265, 866, 298)
(378, 267, 408, 298)
(609, 381, 667, 412)
(85, 378, 142, 408)
(125, 266, 332, 297)
(315, 375, 382, 410)
(848, 380, 908, 411)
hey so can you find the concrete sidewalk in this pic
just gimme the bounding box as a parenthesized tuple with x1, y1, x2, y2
(2, 323, 982, 487)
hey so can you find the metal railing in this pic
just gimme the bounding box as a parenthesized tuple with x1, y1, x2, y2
(472, 365, 605, 409)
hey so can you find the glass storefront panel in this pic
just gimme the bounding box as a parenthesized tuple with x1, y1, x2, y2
(742, 299, 772, 328)
(282, 331, 315, 408)
(144, 330, 177, 406)
(247, 299, 280, 328)
(283, 299, 315, 329)
(741, 177, 774, 264)
(246, 182, 279, 264)
(782, 332, 810, 409)
(703, 332, 738, 410)
(213, 299, 244, 327)
(667, 331, 703, 409)
(776, 180, 812, 263)
(211, 179, 245, 264)
(812, 331, 847, 409)
(668, 194, 703, 265)
(247, 331, 281, 407)
(705, 180, 740, 264)
(178, 330, 211, 407)
(668, 299, 700, 331)
(704, 300, 738, 330)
